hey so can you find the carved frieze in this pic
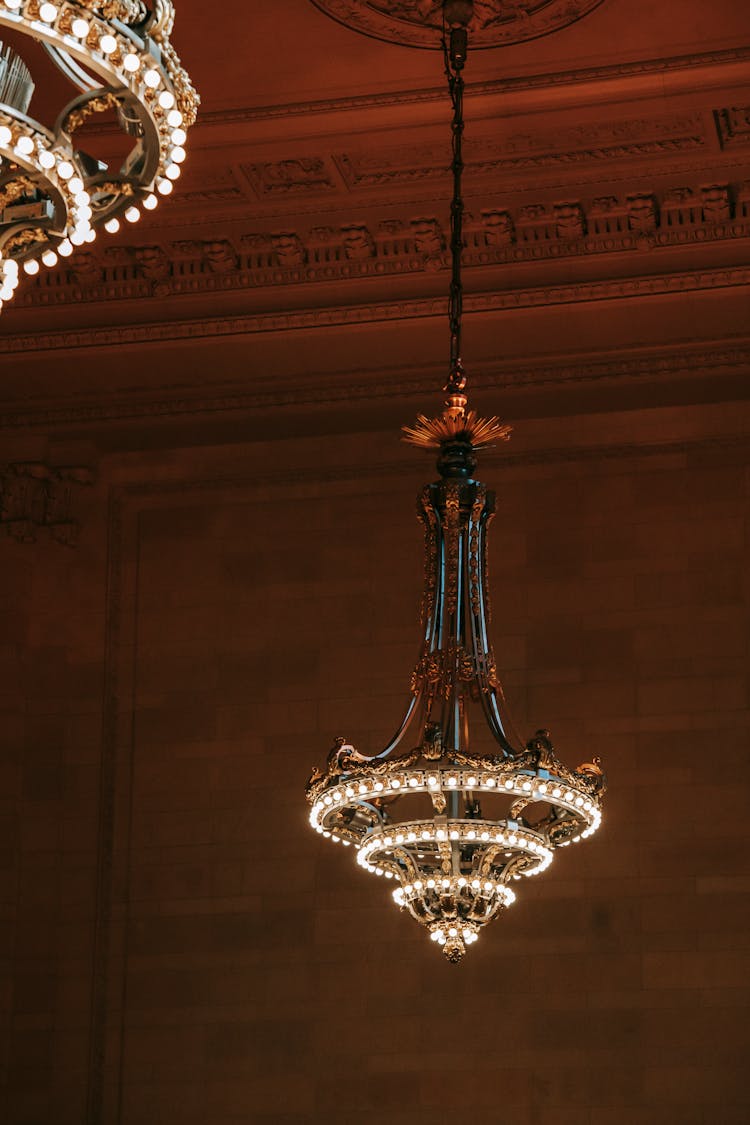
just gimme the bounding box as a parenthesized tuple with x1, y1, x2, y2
(242, 158, 338, 197)
(0, 463, 94, 544)
(336, 113, 706, 187)
(309, 0, 606, 48)
(12, 180, 750, 307)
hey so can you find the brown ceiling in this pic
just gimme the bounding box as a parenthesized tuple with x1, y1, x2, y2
(1, 0, 749, 440)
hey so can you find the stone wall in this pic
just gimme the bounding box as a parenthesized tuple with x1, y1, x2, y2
(1, 398, 748, 1124)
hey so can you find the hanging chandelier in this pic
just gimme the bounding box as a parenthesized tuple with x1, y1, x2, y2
(305, 0, 605, 962)
(0, 0, 196, 308)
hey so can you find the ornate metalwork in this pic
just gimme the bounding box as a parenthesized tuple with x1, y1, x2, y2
(305, 0, 605, 962)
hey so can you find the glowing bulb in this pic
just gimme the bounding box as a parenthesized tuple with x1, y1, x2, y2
(57, 239, 73, 257)
(68, 176, 83, 194)
(144, 68, 160, 88)
(39, 2, 57, 21)
(84, 229, 96, 243)
(170, 146, 186, 164)
(3, 259, 18, 276)
(71, 17, 89, 37)
(0, 125, 11, 145)
(158, 90, 175, 109)
(70, 231, 85, 246)
(166, 108, 183, 128)
(14, 136, 34, 156)
(76, 206, 92, 222)
(123, 53, 140, 73)
(104, 217, 120, 233)
(156, 178, 173, 195)
(165, 163, 180, 181)
(57, 160, 74, 179)
(23, 258, 39, 275)
(74, 191, 90, 207)
(170, 127, 186, 145)
(4, 0, 21, 9)
(99, 34, 117, 54)
(41, 249, 58, 267)
(38, 149, 55, 169)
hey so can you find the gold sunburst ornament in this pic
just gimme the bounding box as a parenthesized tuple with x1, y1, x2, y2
(305, 0, 605, 962)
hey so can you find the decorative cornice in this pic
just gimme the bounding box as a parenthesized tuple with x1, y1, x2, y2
(11, 179, 750, 311)
(4, 265, 750, 356)
(0, 339, 747, 429)
(193, 48, 750, 125)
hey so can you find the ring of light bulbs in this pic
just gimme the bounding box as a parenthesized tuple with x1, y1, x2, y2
(309, 764, 602, 959)
(0, 0, 196, 309)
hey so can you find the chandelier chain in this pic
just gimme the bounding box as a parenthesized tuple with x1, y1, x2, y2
(444, 24, 468, 397)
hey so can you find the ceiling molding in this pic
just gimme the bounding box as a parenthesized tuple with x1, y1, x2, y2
(4, 265, 750, 357)
(1, 339, 747, 430)
(194, 47, 750, 127)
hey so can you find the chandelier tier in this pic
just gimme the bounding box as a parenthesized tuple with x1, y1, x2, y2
(305, 0, 605, 962)
(0, 0, 197, 308)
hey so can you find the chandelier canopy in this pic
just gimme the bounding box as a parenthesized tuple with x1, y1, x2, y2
(306, 0, 605, 962)
(0, 0, 196, 308)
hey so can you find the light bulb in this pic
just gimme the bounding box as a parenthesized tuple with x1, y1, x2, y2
(166, 109, 182, 128)
(23, 259, 40, 275)
(57, 239, 73, 257)
(71, 17, 89, 37)
(0, 125, 11, 146)
(84, 230, 96, 243)
(3, 259, 18, 276)
(170, 127, 186, 145)
(104, 217, 120, 233)
(70, 231, 85, 246)
(124, 206, 140, 223)
(156, 178, 173, 195)
(39, 2, 57, 21)
(38, 149, 55, 169)
(68, 176, 83, 194)
(99, 34, 117, 54)
(76, 206, 92, 222)
(144, 69, 160, 88)
(14, 136, 34, 156)
(74, 191, 90, 207)
(123, 53, 140, 73)
(57, 160, 74, 179)
(4, 0, 21, 8)
(170, 146, 186, 164)
(158, 90, 175, 109)
(41, 249, 58, 267)
(0, 285, 13, 301)
(165, 163, 180, 181)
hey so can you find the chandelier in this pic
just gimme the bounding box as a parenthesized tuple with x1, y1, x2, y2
(0, 0, 196, 308)
(305, 0, 605, 962)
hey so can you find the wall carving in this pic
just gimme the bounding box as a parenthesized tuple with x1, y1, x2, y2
(242, 157, 338, 197)
(715, 106, 750, 148)
(12, 180, 750, 310)
(0, 462, 94, 544)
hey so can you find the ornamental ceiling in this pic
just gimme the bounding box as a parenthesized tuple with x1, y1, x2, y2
(1, 0, 749, 433)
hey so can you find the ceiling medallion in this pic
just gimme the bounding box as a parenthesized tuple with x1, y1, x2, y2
(0, 0, 196, 309)
(309, 0, 605, 49)
(306, 1, 605, 962)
